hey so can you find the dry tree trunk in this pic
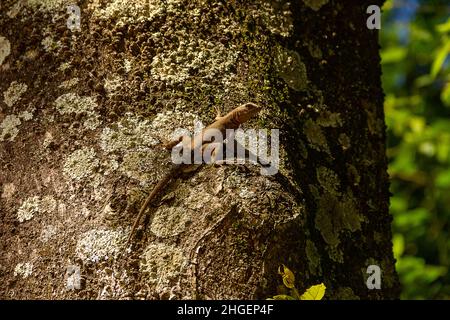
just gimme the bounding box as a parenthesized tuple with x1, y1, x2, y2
(0, 0, 399, 299)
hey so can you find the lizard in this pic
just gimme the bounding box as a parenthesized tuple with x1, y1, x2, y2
(127, 102, 262, 243)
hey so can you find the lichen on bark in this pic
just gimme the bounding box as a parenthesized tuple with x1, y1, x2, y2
(0, 0, 399, 300)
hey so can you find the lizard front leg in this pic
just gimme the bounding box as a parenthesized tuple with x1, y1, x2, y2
(214, 106, 223, 121)
(163, 135, 184, 150)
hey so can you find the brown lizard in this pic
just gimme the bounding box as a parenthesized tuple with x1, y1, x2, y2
(127, 102, 261, 243)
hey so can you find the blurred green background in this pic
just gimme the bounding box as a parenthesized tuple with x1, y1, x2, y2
(381, 0, 450, 299)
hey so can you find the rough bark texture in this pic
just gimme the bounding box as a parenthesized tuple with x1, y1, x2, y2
(0, 0, 400, 299)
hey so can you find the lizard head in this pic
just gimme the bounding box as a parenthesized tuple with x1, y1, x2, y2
(235, 102, 262, 123)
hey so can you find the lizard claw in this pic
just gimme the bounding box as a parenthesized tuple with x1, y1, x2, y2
(163, 136, 183, 150)
(214, 106, 222, 121)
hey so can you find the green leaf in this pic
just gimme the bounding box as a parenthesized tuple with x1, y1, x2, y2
(291, 287, 301, 300)
(390, 196, 408, 213)
(300, 283, 326, 300)
(436, 169, 450, 187)
(389, 145, 418, 175)
(409, 116, 425, 133)
(278, 264, 296, 289)
(381, 0, 393, 11)
(431, 40, 450, 78)
(393, 234, 405, 260)
(423, 265, 447, 283)
(441, 83, 450, 107)
(411, 24, 432, 42)
(397, 256, 447, 285)
(436, 18, 450, 34)
(394, 208, 429, 230)
(270, 295, 296, 300)
(414, 74, 434, 88)
(436, 134, 450, 163)
(381, 47, 407, 64)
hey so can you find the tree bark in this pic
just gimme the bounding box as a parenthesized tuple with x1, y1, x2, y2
(0, 0, 400, 299)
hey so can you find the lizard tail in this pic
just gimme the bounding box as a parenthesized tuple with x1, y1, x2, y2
(127, 170, 176, 243)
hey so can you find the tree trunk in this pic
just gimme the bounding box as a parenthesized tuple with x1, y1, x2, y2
(0, 0, 400, 299)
